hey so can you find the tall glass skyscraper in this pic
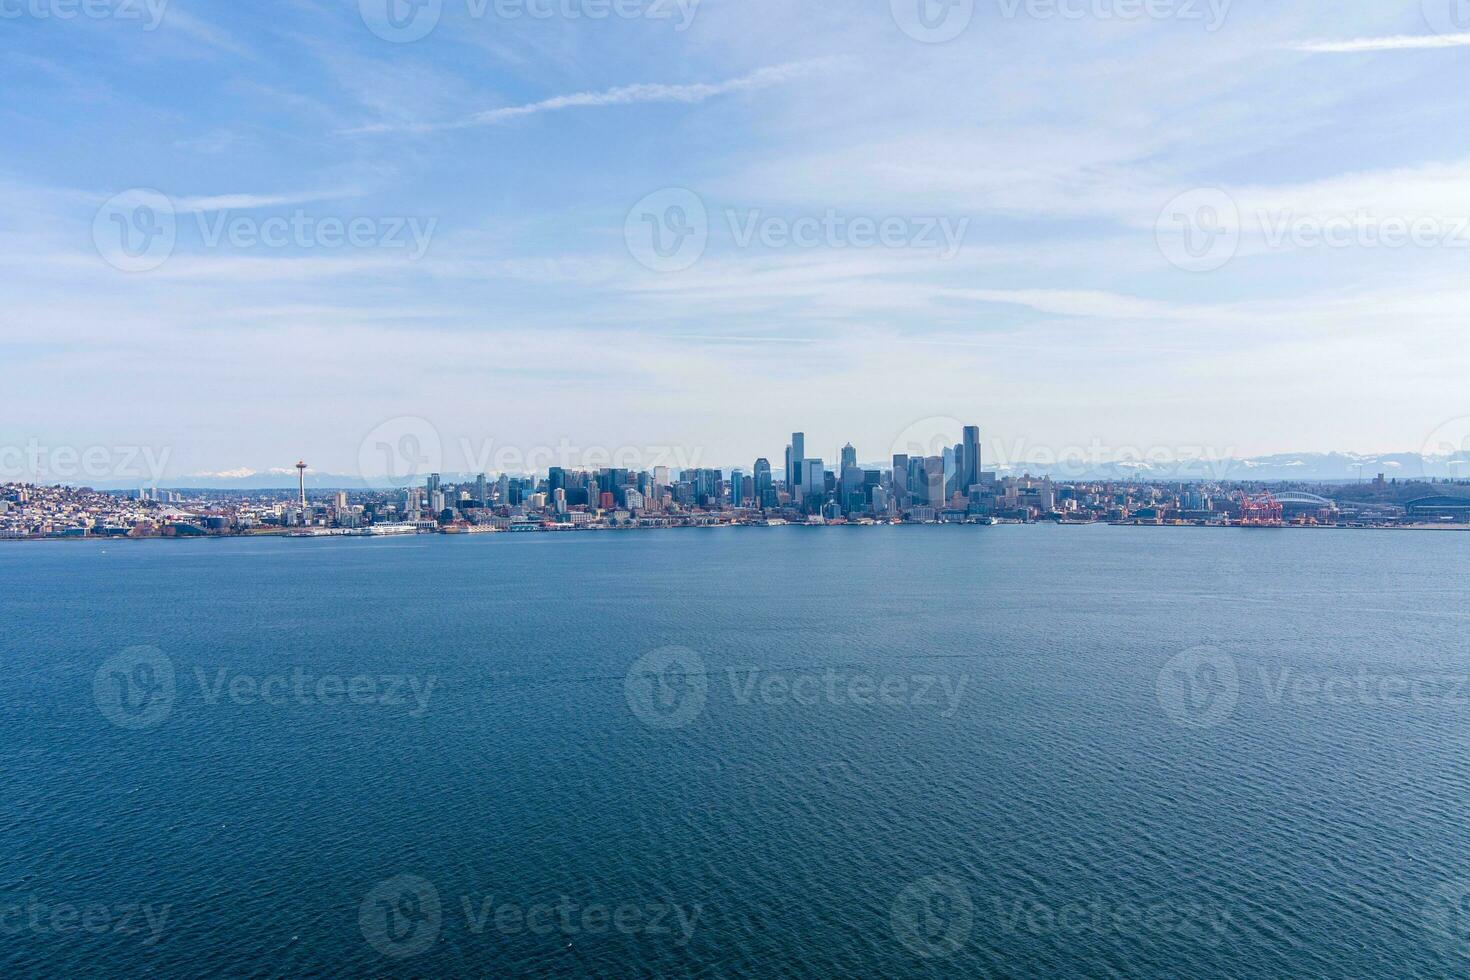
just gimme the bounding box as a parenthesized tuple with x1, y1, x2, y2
(754, 458, 773, 508)
(961, 425, 982, 494)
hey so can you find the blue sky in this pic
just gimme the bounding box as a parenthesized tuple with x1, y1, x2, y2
(6, 0, 1470, 480)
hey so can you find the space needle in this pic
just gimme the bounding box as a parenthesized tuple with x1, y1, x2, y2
(296, 460, 308, 509)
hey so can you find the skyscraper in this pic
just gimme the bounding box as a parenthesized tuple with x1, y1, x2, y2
(785, 432, 805, 494)
(923, 456, 945, 506)
(801, 458, 825, 510)
(962, 425, 982, 495)
(730, 468, 745, 507)
(754, 458, 773, 508)
(840, 442, 857, 472)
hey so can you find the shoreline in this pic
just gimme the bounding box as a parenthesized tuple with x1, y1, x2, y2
(5, 520, 1469, 543)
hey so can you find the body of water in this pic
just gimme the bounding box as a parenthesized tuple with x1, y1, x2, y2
(4, 525, 1470, 976)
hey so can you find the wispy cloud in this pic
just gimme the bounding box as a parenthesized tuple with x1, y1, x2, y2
(343, 60, 838, 136)
(1289, 33, 1470, 53)
(98, 187, 370, 213)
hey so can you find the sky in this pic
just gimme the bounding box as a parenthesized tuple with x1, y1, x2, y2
(5, 0, 1470, 483)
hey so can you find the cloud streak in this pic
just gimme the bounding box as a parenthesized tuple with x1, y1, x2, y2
(1289, 33, 1470, 53)
(344, 60, 837, 136)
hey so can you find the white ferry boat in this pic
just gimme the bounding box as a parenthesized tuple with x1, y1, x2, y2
(362, 522, 419, 536)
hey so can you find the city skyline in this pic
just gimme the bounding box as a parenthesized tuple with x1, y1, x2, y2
(7, 424, 1470, 488)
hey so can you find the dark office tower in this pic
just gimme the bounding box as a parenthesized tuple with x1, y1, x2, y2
(547, 467, 567, 493)
(891, 453, 909, 506)
(907, 456, 926, 497)
(754, 458, 773, 508)
(475, 474, 488, 507)
(841, 443, 857, 472)
(841, 464, 864, 513)
(692, 469, 720, 506)
(785, 432, 805, 491)
(427, 473, 441, 496)
(730, 469, 745, 507)
(962, 425, 982, 494)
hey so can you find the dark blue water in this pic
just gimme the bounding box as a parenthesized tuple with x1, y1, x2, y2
(4, 526, 1470, 977)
